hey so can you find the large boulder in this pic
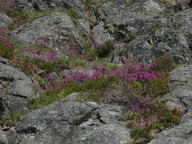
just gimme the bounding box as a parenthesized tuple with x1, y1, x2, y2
(14, 12, 84, 56)
(15, 101, 131, 144)
(0, 62, 39, 119)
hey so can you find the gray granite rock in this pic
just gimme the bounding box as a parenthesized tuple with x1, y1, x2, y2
(0, 127, 8, 144)
(170, 65, 192, 82)
(0, 63, 28, 81)
(0, 12, 13, 28)
(16, 0, 88, 13)
(92, 21, 112, 44)
(14, 101, 131, 144)
(104, 1, 192, 64)
(63, 92, 81, 101)
(61, 124, 130, 144)
(14, 12, 84, 56)
(78, 18, 91, 37)
(0, 63, 39, 119)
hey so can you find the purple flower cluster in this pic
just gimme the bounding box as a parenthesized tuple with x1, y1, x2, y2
(87, 40, 101, 48)
(127, 115, 164, 129)
(64, 61, 159, 84)
(64, 49, 79, 57)
(34, 39, 48, 46)
(64, 71, 97, 83)
(113, 62, 158, 82)
(127, 100, 164, 129)
(23, 47, 59, 61)
(0, 28, 16, 49)
(64, 65, 109, 83)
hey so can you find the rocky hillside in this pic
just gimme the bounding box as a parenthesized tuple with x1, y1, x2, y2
(0, 0, 192, 144)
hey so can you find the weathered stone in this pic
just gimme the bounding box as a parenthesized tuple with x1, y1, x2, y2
(8, 79, 37, 99)
(92, 21, 112, 44)
(149, 118, 192, 144)
(0, 12, 13, 28)
(0, 63, 28, 81)
(106, 2, 192, 64)
(16, 0, 88, 13)
(97, 105, 122, 124)
(16, 101, 96, 144)
(63, 92, 81, 101)
(0, 63, 39, 119)
(61, 124, 130, 144)
(0, 127, 8, 144)
(14, 12, 84, 56)
(6, 128, 17, 144)
(77, 18, 91, 37)
(170, 65, 192, 82)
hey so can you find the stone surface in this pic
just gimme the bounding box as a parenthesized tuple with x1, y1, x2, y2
(14, 12, 84, 56)
(78, 18, 91, 37)
(16, 0, 88, 13)
(99, 0, 192, 63)
(0, 63, 28, 80)
(61, 124, 130, 144)
(0, 127, 8, 144)
(170, 65, 192, 82)
(0, 63, 39, 119)
(92, 21, 112, 44)
(16, 101, 96, 144)
(63, 92, 81, 101)
(15, 101, 131, 144)
(0, 12, 13, 28)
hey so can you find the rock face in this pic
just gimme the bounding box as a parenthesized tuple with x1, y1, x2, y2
(149, 117, 192, 144)
(149, 65, 192, 144)
(0, 61, 39, 119)
(96, 0, 192, 63)
(0, 12, 13, 28)
(14, 12, 84, 56)
(92, 21, 112, 44)
(0, 127, 8, 144)
(16, 0, 88, 13)
(15, 101, 130, 144)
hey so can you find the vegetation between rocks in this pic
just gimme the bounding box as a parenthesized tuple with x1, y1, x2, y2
(0, 1, 187, 143)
